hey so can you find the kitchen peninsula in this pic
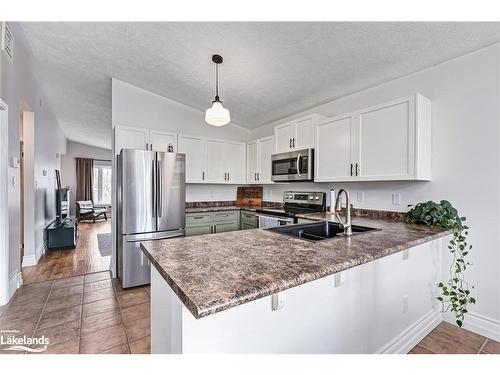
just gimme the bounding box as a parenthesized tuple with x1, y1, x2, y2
(141, 210, 450, 354)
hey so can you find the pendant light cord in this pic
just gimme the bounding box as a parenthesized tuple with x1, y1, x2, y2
(215, 62, 220, 102)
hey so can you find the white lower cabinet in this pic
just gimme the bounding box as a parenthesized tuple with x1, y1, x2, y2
(315, 93, 431, 182)
(246, 136, 274, 184)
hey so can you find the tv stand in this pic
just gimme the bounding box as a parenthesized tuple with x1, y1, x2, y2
(46, 217, 78, 250)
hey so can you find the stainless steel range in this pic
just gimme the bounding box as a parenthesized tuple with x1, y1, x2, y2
(256, 191, 326, 228)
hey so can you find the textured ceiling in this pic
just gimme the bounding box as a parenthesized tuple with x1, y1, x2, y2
(18, 22, 500, 149)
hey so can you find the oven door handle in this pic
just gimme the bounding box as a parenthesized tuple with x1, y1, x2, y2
(296, 153, 302, 177)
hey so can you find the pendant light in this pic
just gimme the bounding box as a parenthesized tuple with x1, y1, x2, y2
(205, 54, 230, 126)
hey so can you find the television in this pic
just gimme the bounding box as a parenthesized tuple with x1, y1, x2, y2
(55, 170, 62, 224)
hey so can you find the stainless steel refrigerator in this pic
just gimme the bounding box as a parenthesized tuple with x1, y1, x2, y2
(117, 149, 185, 288)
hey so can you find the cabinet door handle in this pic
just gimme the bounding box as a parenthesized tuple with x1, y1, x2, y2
(289, 138, 292, 148)
(146, 143, 149, 150)
(213, 225, 217, 234)
(227, 172, 230, 181)
(350, 163, 353, 176)
(293, 138, 295, 148)
(356, 163, 360, 176)
(257, 172, 259, 181)
(202, 171, 205, 180)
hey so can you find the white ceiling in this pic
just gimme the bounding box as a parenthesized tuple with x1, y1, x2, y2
(18, 22, 500, 149)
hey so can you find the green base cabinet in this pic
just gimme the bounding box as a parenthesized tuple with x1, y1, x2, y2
(186, 210, 241, 237)
(240, 211, 258, 230)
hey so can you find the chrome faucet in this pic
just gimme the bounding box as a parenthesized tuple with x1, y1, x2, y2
(334, 189, 352, 236)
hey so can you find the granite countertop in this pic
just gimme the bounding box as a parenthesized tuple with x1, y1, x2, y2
(185, 206, 259, 213)
(141, 215, 451, 320)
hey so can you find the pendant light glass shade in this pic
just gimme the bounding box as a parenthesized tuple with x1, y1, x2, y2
(205, 100, 231, 126)
(206, 54, 230, 126)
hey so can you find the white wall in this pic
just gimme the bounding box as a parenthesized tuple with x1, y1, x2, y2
(250, 43, 500, 327)
(61, 140, 112, 215)
(1, 24, 66, 289)
(112, 78, 251, 202)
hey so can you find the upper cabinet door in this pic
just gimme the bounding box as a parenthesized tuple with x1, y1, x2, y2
(246, 141, 258, 184)
(275, 123, 294, 152)
(178, 135, 206, 183)
(225, 141, 246, 184)
(205, 139, 227, 183)
(150, 130, 177, 152)
(315, 115, 356, 182)
(356, 97, 415, 180)
(258, 136, 274, 184)
(114, 125, 149, 155)
(295, 117, 315, 149)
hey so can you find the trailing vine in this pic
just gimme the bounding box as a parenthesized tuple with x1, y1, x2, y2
(404, 200, 475, 327)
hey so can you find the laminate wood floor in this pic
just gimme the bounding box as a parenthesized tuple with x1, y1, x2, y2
(22, 219, 111, 284)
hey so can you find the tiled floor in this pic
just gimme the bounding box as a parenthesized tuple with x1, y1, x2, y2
(22, 220, 111, 284)
(0, 271, 150, 354)
(410, 321, 500, 354)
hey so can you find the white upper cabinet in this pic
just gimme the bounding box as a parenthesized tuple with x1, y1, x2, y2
(315, 115, 356, 182)
(206, 139, 227, 183)
(246, 136, 274, 184)
(258, 136, 274, 184)
(246, 141, 258, 184)
(295, 117, 315, 149)
(274, 115, 322, 153)
(115, 125, 177, 154)
(150, 130, 177, 152)
(314, 93, 432, 182)
(114, 125, 149, 154)
(178, 135, 206, 183)
(180, 136, 246, 184)
(224, 141, 246, 184)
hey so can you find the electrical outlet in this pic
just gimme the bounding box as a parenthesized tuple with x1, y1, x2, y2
(402, 249, 409, 260)
(392, 193, 401, 205)
(402, 295, 409, 313)
(334, 272, 345, 287)
(271, 293, 284, 311)
(357, 191, 364, 202)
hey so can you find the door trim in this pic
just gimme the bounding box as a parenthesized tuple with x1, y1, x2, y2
(0, 98, 10, 304)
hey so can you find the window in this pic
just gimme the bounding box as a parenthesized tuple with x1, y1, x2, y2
(93, 161, 112, 205)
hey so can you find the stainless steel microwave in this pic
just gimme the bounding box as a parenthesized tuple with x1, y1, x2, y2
(271, 148, 314, 182)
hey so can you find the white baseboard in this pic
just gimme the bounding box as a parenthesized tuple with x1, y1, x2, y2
(22, 253, 38, 267)
(8, 271, 23, 299)
(445, 311, 500, 342)
(377, 309, 443, 354)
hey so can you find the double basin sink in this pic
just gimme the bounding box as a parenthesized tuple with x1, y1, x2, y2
(265, 221, 378, 242)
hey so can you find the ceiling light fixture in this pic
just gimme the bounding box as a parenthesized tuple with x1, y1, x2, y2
(205, 54, 230, 126)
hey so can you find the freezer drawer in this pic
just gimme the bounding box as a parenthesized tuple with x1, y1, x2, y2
(120, 230, 184, 288)
(121, 238, 151, 288)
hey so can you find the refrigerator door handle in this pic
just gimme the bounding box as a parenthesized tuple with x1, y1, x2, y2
(152, 160, 156, 219)
(157, 159, 162, 218)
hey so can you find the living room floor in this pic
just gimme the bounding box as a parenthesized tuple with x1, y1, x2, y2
(22, 219, 111, 284)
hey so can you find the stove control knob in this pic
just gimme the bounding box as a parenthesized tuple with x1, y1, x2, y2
(315, 196, 320, 201)
(309, 195, 314, 200)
